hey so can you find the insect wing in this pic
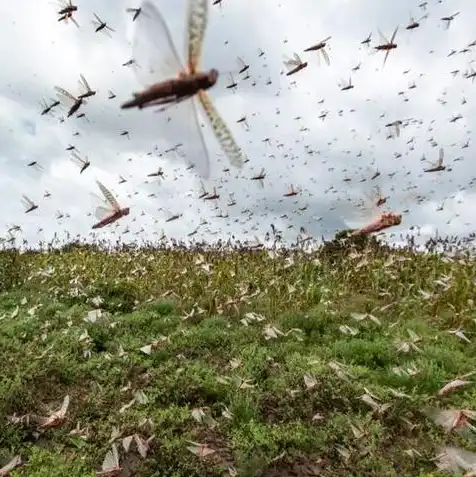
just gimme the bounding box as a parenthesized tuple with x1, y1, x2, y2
(198, 90, 245, 170)
(236, 56, 246, 70)
(78, 74, 91, 94)
(186, 0, 209, 73)
(70, 151, 85, 167)
(283, 57, 298, 71)
(347, 190, 377, 224)
(54, 86, 77, 106)
(55, 0, 68, 8)
(198, 180, 208, 197)
(133, 1, 184, 87)
(179, 97, 210, 178)
(53, 0, 72, 12)
(438, 147, 444, 166)
(90, 190, 113, 219)
(377, 29, 389, 45)
(96, 181, 120, 210)
(321, 48, 330, 65)
(20, 196, 32, 210)
(162, 208, 173, 221)
(67, 14, 80, 28)
(95, 205, 113, 221)
(390, 26, 398, 43)
(369, 186, 387, 215)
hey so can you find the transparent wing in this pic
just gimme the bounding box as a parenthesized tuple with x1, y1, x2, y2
(133, 1, 184, 87)
(70, 151, 85, 166)
(337, 190, 376, 224)
(67, 15, 80, 28)
(56, 0, 69, 9)
(96, 180, 120, 210)
(174, 98, 210, 178)
(438, 147, 444, 166)
(361, 189, 381, 217)
(95, 205, 113, 220)
(187, 0, 208, 73)
(188, 98, 210, 178)
(199, 180, 207, 196)
(321, 49, 330, 65)
(163, 208, 174, 220)
(90, 191, 110, 215)
(54, 86, 77, 105)
(198, 90, 245, 169)
(78, 74, 91, 93)
(390, 26, 398, 43)
(377, 29, 389, 45)
(293, 52, 302, 63)
(151, 98, 211, 178)
(284, 58, 299, 71)
(21, 195, 34, 207)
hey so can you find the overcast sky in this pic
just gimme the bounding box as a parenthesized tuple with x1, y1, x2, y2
(1, 0, 476, 248)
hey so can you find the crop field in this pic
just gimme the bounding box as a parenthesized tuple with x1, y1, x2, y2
(1, 236, 476, 476)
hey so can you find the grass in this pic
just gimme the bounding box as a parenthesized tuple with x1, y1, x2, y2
(1, 235, 476, 476)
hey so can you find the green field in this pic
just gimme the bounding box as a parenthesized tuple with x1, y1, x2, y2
(1, 237, 476, 476)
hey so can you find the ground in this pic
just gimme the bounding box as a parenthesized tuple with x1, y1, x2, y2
(1, 238, 476, 476)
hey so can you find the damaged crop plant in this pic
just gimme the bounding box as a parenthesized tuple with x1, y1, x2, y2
(1, 232, 476, 476)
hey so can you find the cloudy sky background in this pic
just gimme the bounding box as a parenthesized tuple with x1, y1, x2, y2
(1, 0, 476, 248)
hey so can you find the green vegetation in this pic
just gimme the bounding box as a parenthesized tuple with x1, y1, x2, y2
(1, 236, 476, 476)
